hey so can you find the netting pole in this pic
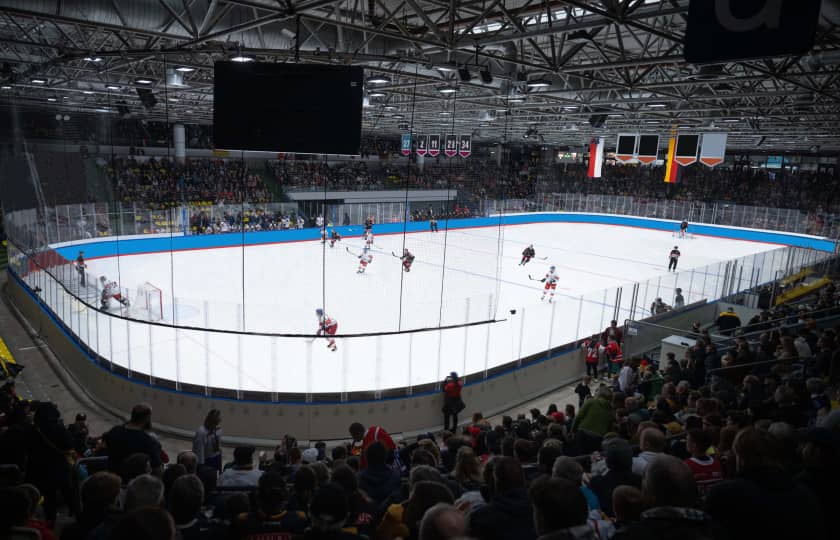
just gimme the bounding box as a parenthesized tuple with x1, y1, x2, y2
(462, 297, 470, 379)
(341, 341, 349, 402)
(407, 334, 414, 396)
(305, 340, 313, 403)
(148, 324, 155, 385)
(270, 337, 278, 402)
(126, 318, 132, 378)
(547, 300, 557, 354)
(483, 295, 492, 379)
(375, 336, 383, 399)
(236, 303, 243, 399)
(204, 300, 211, 395)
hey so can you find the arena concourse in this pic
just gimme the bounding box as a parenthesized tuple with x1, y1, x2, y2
(0, 2, 839, 540)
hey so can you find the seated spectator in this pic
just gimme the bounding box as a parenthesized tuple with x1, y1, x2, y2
(170, 475, 208, 540)
(177, 451, 198, 475)
(613, 455, 711, 540)
(330, 464, 375, 537)
(529, 477, 595, 540)
(611, 485, 645, 531)
(60, 472, 122, 540)
(552, 457, 599, 513)
(231, 471, 308, 538)
(418, 503, 467, 540)
(401, 481, 455, 540)
(683, 429, 722, 496)
(632, 428, 665, 476)
(469, 457, 536, 540)
(107, 507, 176, 540)
(304, 482, 359, 540)
(357, 441, 401, 513)
(706, 428, 826, 540)
(452, 446, 483, 492)
(124, 474, 164, 511)
(587, 438, 641, 517)
(218, 446, 262, 487)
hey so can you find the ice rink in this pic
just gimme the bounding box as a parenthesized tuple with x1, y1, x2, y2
(31, 221, 792, 394)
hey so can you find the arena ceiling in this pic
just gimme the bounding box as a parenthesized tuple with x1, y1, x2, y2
(0, 0, 839, 152)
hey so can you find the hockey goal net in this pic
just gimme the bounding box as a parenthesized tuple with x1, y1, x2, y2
(134, 282, 164, 321)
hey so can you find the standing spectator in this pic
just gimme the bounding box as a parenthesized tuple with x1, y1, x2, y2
(192, 409, 222, 471)
(442, 372, 464, 432)
(348, 422, 396, 469)
(218, 446, 262, 488)
(674, 288, 685, 308)
(575, 377, 592, 408)
(571, 386, 614, 453)
(605, 337, 624, 376)
(103, 403, 162, 476)
(602, 320, 623, 344)
(716, 307, 741, 335)
(583, 337, 601, 379)
(469, 457, 537, 540)
(67, 412, 90, 455)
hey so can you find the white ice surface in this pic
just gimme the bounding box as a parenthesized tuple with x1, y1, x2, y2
(32, 222, 796, 394)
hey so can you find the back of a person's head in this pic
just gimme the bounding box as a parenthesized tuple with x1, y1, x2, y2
(330, 464, 358, 493)
(170, 474, 204, 525)
(81, 472, 122, 514)
(513, 439, 534, 462)
(418, 503, 466, 540)
(412, 448, 438, 468)
(733, 427, 784, 473)
(177, 451, 198, 474)
(551, 457, 583, 485)
(640, 427, 666, 453)
(124, 474, 164, 511)
(107, 507, 175, 540)
(529, 477, 588, 534)
(120, 452, 152, 484)
(604, 438, 634, 473)
(687, 429, 712, 455)
(310, 462, 331, 487)
(365, 440, 387, 467)
(162, 464, 187, 498)
(0, 486, 29, 531)
(410, 464, 444, 486)
(129, 403, 152, 426)
(642, 455, 700, 509)
(405, 481, 455, 530)
(538, 445, 563, 472)
(612, 485, 645, 524)
(258, 471, 288, 513)
(294, 465, 317, 497)
(493, 456, 525, 492)
(309, 482, 349, 532)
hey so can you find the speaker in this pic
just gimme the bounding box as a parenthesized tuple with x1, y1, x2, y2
(458, 67, 472, 82)
(479, 68, 493, 84)
(135, 88, 157, 110)
(588, 114, 607, 128)
(116, 100, 131, 117)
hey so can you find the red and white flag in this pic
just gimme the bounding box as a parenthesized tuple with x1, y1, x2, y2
(588, 137, 604, 178)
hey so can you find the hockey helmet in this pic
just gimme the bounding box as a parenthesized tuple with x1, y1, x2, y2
(99, 275, 106, 283)
(674, 246, 678, 249)
(549, 265, 556, 271)
(315, 308, 324, 317)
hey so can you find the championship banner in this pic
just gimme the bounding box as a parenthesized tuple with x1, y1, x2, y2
(416, 135, 428, 156)
(615, 134, 638, 163)
(458, 134, 472, 158)
(400, 133, 411, 156)
(587, 137, 604, 178)
(674, 134, 700, 166)
(636, 135, 659, 164)
(428, 134, 441, 156)
(444, 134, 458, 157)
(699, 133, 727, 167)
(664, 136, 680, 183)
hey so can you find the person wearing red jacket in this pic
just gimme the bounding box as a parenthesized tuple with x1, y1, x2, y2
(583, 336, 602, 379)
(605, 336, 624, 377)
(442, 372, 464, 431)
(348, 422, 395, 469)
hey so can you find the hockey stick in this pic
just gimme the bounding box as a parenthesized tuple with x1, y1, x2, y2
(528, 275, 544, 282)
(391, 251, 404, 258)
(346, 246, 361, 258)
(538, 256, 549, 260)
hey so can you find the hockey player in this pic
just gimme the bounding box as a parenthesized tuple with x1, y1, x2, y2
(364, 216, 374, 233)
(364, 230, 374, 250)
(520, 245, 536, 266)
(430, 217, 438, 233)
(357, 252, 374, 274)
(540, 265, 559, 302)
(320, 227, 328, 244)
(99, 275, 130, 309)
(400, 249, 415, 272)
(668, 245, 681, 272)
(679, 220, 689, 238)
(315, 308, 338, 351)
(329, 229, 341, 248)
(75, 250, 87, 287)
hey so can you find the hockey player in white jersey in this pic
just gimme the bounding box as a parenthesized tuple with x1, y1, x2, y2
(357, 252, 374, 274)
(99, 275, 130, 309)
(540, 266, 560, 303)
(315, 308, 338, 351)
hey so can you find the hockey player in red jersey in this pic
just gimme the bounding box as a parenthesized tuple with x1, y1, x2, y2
(315, 308, 338, 351)
(99, 275, 130, 309)
(400, 249, 415, 272)
(520, 245, 536, 266)
(329, 229, 341, 248)
(540, 265, 559, 302)
(357, 252, 374, 274)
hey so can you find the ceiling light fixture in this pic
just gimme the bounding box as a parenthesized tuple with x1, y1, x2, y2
(438, 86, 457, 94)
(47, 97, 57, 102)
(368, 91, 386, 98)
(508, 97, 525, 103)
(230, 54, 254, 62)
(135, 78, 153, 85)
(647, 103, 667, 108)
(82, 90, 94, 95)
(526, 79, 551, 88)
(105, 84, 120, 90)
(437, 61, 457, 72)
(175, 66, 195, 72)
(31, 78, 46, 84)
(383, 105, 398, 111)
(0, 85, 10, 90)
(366, 75, 390, 84)
(84, 56, 102, 62)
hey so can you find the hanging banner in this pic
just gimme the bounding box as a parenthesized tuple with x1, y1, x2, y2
(699, 133, 727, 167)
(664, 136, 680, 183)
(615, 134, 638, 163)
(401, 133, 411, 156)
(587, 137, 604, 178)
(416, 135, 428, 156)
(428, 134, 441, 156)
(444, 134, 458, 157)
(674, 134, 700, 166)
(458, 134, 472, 158)
(636, 135, 659, 164)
